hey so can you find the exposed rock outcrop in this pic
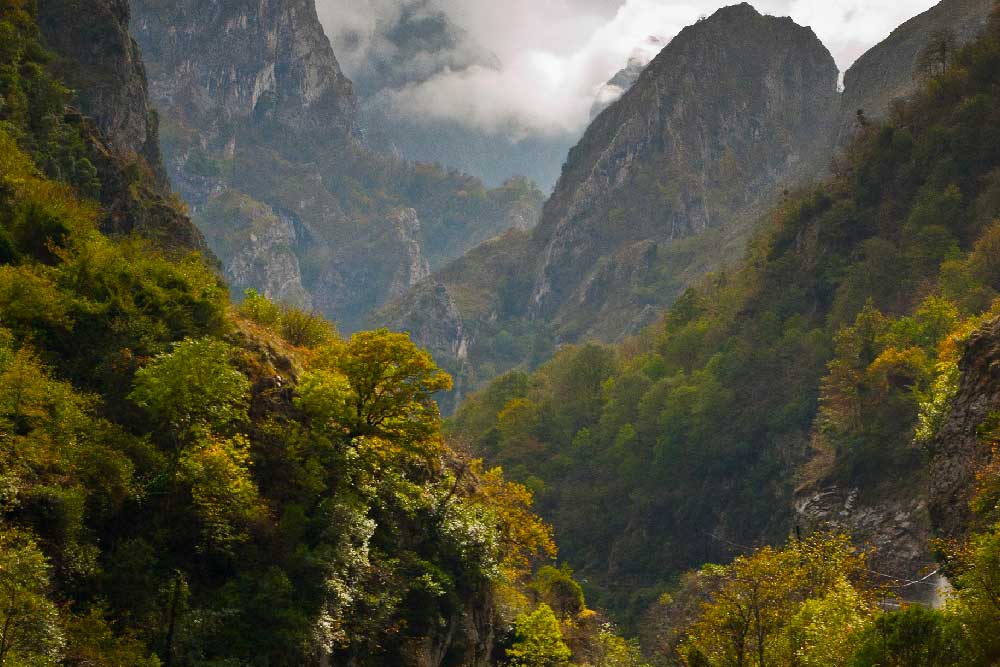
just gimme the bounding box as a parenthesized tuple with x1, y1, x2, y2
(37, 0, 211, 255)
(201, 192, 312, 307)
(796, 485, 941, 604)
(133, 0, 359, 146)
(383, 3, 842, 403)
(38, 0, 164, 174)
(929, 316, 1000, 542)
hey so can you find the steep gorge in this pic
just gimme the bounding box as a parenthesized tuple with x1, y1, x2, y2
(129, 0, 543, 330)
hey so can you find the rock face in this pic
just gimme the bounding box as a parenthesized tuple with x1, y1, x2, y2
(133, 0, 359, 148)
(531, 4, 837, 326)
(835, 0, 996, 148)
(200, 192, 312, 307)
(38, 0, 164, 171)
(929, 316, 1000, 542)
(130, 0, 542, 331)
(36, 0, 210, 254)
(796, 485, 942, 604)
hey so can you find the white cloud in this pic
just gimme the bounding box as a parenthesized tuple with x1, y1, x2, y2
(316, 0, 942, 139)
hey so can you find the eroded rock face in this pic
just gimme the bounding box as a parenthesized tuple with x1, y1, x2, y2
(39, 0, 163, 170)
(201, 192, 312, 308)
(796, 485, 941, 604)
(132, 0, 359, 146)
(929, 316, 1000, 542)
(37, 0, 211, 255)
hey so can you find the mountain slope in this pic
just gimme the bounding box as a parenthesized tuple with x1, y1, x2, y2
(529, 3, 838, 330)
(452, 3, 1000, 626)
(835, 0, 995, 147)
(386, 0, 997, 414)
(129, 0, 543, 330)
(382, 3, 840, 409)
(0, 3, 617, 665)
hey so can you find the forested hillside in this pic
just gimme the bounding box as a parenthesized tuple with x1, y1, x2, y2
(453, 4, 1000, 642)
(0, 3, 638, 665)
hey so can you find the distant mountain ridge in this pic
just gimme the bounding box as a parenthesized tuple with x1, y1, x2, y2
(383, 0, 997, 411)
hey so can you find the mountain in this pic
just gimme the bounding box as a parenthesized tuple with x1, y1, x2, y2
(383, 3, 840, 409)
(452, 3, 1000, 627)
(129, 0, 543, 330)
(385, 0, 998, 414)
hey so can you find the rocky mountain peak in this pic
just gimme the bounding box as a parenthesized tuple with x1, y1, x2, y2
(528, 3, 839, 324)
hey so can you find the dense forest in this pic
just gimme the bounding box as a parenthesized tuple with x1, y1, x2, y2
(453, 4, 1000, 661)
(0, 2, 640, 665)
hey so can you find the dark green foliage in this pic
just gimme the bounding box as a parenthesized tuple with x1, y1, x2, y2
(0, 0, 101, 197)
(850, 606, 965, 667)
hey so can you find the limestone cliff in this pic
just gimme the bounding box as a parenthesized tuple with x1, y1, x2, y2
(131, 0, 542, 332)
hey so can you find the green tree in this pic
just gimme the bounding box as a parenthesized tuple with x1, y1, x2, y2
(128, 338, 249, 443)
(531, 565, 585, 618)
(850, 606, 963, 667)
(297, 330, 452, 449)
(506, 604, 572, 667)
(0, 529, 63, 666)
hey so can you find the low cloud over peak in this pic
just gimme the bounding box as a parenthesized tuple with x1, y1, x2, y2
(317, 0, 939, 141)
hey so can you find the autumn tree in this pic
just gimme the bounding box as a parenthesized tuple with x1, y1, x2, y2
(506, 603, 572, 667)
(684, 534, 874, 667)
(296, 329, 452, 451)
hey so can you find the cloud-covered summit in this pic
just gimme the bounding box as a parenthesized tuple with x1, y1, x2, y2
(318, 0, 939, 141)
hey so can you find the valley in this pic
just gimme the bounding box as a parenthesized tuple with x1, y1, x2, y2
(1, 0, 1000, 665)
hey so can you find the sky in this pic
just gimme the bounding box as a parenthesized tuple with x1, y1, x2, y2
(316, 0, 940, 140)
